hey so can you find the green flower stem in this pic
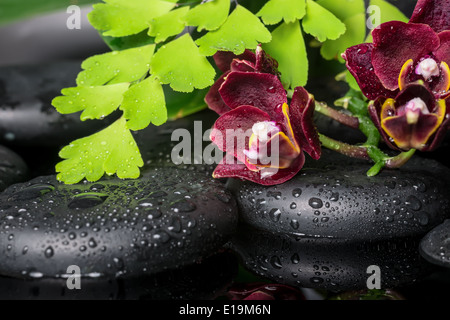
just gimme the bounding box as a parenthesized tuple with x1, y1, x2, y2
(366, 146, 416, 176)
(320, 134, 415, 176)
(385, 149, 416, 169)
(319, 133, 369, 160)
(315, 101, 360, 129)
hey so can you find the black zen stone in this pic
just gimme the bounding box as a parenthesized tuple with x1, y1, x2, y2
(0, 252, 237, 300)
(227, 150, 450, 241)
(0, 167, 238, 279)
(229, 224, 434, 292)
(420, 219, 450, 269)
(0, 145, 28, 191)
(0, 61, 119, 147)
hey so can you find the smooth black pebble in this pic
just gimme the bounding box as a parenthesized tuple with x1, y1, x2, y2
(229, 224, 434, 292)
(0, 252, 237, 300)
(227, 150, 450, 241)
(420, 219, 450, 269)
(0, 145, 28, 191)
(0, 61, 118, 147)
(0, 167, 238, 279)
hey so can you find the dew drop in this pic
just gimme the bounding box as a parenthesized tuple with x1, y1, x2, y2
(44, 246, 54, 258)
(270, 256, 282, 269)
(292, 188, 302, 198)
(269, 208, 281, 222)
(309, 197, 323, 209)
(68, 192, 108, 209)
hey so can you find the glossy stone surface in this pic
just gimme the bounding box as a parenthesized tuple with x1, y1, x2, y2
(0, 167, 238, 279)
(0, 252, 237, 300)
(229, 224, 434, 291)
(420, 219, 450, 269)
(0, 61, 118, 147)
(227, 150, 450, 241)
(0, 145, 28, 191)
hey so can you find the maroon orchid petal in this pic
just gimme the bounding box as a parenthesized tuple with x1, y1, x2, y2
(213, 50, 256, 73)
(255, 45, 280, 75)
(436, 31, 450, 66)
(227, 283, 305, 300)
(210, 105, 270, 168)
(230, 59, 256, 72)
(343, 43, 398, 100)
(290, 87, 321, 160)
(219, 72, 287, 122)
(380, 115, 414, 150)
(213, 153, 305, 186)
(246, 131, 300, 169)
(368, 98, 400, 150)
(426, 99, 450, 151)
(409, 0, 450, 33)
(372, 21, 441, 91)
(395, 84, 436, 112)
(205, 71, 231, 115)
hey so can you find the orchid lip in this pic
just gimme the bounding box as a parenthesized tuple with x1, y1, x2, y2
(415, 57, 440, 81)
(405, 98, 429, 124)
(251, 121, 279, 142)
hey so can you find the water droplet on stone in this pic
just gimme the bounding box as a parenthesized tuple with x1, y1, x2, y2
(171, 199, 196, 213)
(269, 208, 281, 222)
(88, 238, 97, 248)
(8, 183, 55, 201)
(292, 188, 302, 198)
(68, 192, 108, 209)
(309, 197, 323, 209)
(270, 256, 282, 269)
(44, 246, 54, 258)
(406, 195, 422, 211)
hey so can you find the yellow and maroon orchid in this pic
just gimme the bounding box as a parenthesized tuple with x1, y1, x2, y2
(342, 0, 450, 101)
(205, 49, 320, 185)
(369, 84, 449, 151)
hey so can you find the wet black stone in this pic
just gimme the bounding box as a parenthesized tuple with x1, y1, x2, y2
(0, 167, 238, 279)
(229, 224, 434, 292)
(227, 150, 450, 241)
(420, 219, 450, 269)
(0, 61, 119, 147)
(0, 145, 28, 191)
(0, 252, 237, 300)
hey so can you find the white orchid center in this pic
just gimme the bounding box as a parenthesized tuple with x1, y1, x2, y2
(415, 58, 440, 81)
(251, 121, 279, 142)
(405, 98, 429, 125)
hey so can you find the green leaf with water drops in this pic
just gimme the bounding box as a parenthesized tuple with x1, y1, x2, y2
(148, 6, 189, 43)
(150, 34, 216, 92)
(120, 76, 167, 130)
(88, 0, 176, 37)
(316, 0, 365, 21)
(366, 0, 408, 42)
(320, 13, 366, 62)
(256, 0, 306, 25)
(195, 5, 272, 56)
(302, 0, 346, 42)
(263, 21, 308, 89)
(56, 117, 144, 184)
(185, 0, 230, 32)
(52, 83, 130, 121)
(100, 30, 155, 51)
(76, 44, 155, 86)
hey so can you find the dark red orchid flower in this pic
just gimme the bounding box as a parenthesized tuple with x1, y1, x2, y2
(369, 84, 449, 151)
(226, 283, 305, 300)
(206, 56, 320, 185)
(342, 0, 450, 101)
(205, 45, 280, 116)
